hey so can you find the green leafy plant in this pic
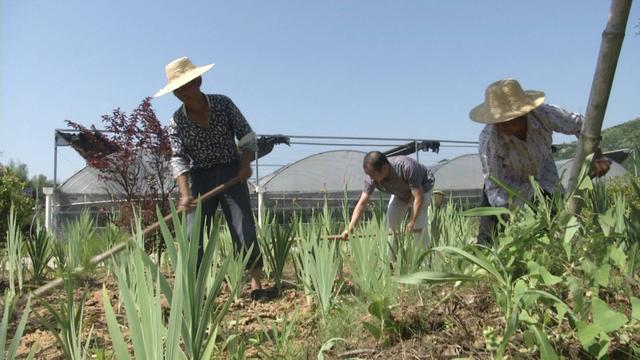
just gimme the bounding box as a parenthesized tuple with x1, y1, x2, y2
(154, 200, 244, 360)
(35, 276, 94, 360)
(1, 291, 37, 360)
(390, 229, 429, 275)
(25, 221, 53, 284)
(260, 216, 295, 290)
(293, 220, 341, 319)
(62, 209, 97, 271)
(395, 245, 570, 358)
(362, 293, 403, 346)
(344, 217, 396, 300)
(102, 228, 187, 360)
(250, 311, 298, 359)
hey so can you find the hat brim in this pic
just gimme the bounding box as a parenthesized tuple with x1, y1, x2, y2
(469, 90, 545, 124)
(153, 63, 214, 97)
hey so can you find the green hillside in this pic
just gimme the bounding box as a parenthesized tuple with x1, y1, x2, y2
(554, 117, 640, 172)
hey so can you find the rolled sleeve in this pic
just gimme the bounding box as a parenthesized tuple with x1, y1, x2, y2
(223, 96, 256, 150)
(169, 118, 191, 178)
(237, 132, 258, 152)
(536, 104, 582, 136)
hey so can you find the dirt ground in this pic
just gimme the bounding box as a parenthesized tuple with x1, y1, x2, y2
(3, 267, 606, 359)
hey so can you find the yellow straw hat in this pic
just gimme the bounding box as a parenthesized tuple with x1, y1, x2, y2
(153, 57, 214, 97)
(469, 79, 545, 124)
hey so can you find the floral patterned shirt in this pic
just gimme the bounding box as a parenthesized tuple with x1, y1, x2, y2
(479, 104, 582, 207)
(169, 94, 257, 178)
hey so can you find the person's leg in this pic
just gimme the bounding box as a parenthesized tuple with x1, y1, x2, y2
(413, 189, 432, 249)
(188, 168, 220, 268)
(386, 195, 410, 260)
(476, 186, 498, 245)
(217, 166, 263, 291)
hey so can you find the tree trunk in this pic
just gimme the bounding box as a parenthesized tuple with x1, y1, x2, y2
(565, 0, 633, 214)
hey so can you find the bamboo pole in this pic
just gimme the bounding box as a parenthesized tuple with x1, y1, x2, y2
(27, 177, 241, 300)
(565, 0, 633, 213)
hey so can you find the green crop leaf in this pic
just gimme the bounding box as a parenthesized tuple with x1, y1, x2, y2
(598, 211, 615, 237)
(593, 264, 611, 287)
(578, 172, 594, 190)
(431, 246, 507, 288)
(317, 338, 346, 360)
(607, 245, 627, 271)
(576, 321, 599, 347)
(462, 207, 511, 218)
(529, 325, 558, 360)
(591, 298, 628, 333)
(393, 271, 479, 285)
(631, 297, 640, 321)
(363, 321, 382, 340)
(102, 287, 131, 360)
(563, 216, 579, 260)
(540, 267, 562, 286)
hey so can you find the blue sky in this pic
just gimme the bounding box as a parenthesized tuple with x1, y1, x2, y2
(1, 0, 639, 183)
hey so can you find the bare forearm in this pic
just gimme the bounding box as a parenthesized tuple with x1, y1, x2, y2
(411, 191, 424, 224)
(348, 203, 366, 230)
(177, 174, 190, 198)
(411, 197, 423, 222)
(241, 150, 253, 168)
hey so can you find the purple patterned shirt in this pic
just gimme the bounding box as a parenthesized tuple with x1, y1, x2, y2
(479, 104, 582, 207)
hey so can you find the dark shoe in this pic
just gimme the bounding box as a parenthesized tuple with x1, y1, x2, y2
(250, 287, 279, 302)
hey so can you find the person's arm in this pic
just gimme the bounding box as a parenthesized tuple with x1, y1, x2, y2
(537, 105, 611, 177)
(407, 186, 424, 232)
(341, 192, 370, 239)
(169, 118, 192, 211)
(226, 96, 257, 182)
(536, 104, 583, 136)
(176, 173, 192, 212)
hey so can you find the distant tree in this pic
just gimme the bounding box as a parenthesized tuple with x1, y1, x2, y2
(133, 98, 175, 214)
(65, 97, 175, 227)
(0, 165, 34, 243)
(6, 160, 29, 181)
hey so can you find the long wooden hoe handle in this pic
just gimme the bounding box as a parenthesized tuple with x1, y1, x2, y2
(27, 177, 241, 301)
(326, 228, 424, 241)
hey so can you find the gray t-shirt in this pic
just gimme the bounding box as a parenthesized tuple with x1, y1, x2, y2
(363, 155, 435, 202)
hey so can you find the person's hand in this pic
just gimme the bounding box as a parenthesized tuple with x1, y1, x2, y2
(340, 229, 350, 240)
(176, 195, 194, 212)
(238, 164, 252, 182)
(590, 157, 611, 178)
(406, 220, 416, 233)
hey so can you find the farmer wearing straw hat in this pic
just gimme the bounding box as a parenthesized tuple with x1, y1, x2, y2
(470, 79, 610, 244)
(341, 151, 435, 250)
(154, 56, 267, 298)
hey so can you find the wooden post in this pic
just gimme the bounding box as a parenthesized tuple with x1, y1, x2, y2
(565, 0, 633, 213)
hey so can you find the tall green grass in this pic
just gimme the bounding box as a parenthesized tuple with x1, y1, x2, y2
(1, 292, 36, 360)
(6, 203, 24, 296)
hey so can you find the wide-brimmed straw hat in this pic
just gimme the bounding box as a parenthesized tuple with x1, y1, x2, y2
(469, 79, 545, 124)
(153, 57, 214, 97)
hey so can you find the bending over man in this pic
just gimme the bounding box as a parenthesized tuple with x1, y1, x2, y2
(341, 151, 435, 249)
